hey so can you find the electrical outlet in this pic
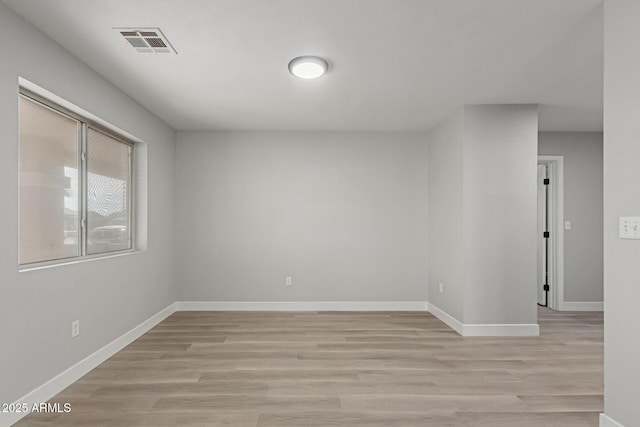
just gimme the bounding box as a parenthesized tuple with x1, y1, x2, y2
(439, 282, 444, 294)
(71, 320, 80, 338)
(285, 276, 293, 286)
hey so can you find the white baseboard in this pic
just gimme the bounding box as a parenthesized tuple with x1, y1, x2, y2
(427, 303, 539, 336)
(176, 301, 428, 311)
(2, 303, 176, 427)
(600, 413, 625, 427)
(426, 302, 464, 335)
(559, 301, 604, 311)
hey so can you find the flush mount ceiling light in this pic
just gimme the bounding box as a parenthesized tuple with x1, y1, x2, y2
(288, 56, 328, 79)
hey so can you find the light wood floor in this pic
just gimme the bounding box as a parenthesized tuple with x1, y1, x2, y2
(17, 307, 603, 426)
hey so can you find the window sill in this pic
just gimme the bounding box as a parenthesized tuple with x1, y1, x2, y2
(19, 250, 139, 272)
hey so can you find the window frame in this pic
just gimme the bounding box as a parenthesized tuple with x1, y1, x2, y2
(19, 89, 135, 270)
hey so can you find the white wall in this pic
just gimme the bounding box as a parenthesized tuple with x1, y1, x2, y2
(427, 105, 538, 330)
(427, 109, 464, 319)
(538, 132, 603, 304)
(463, 105, 538, 325)
(0, 3, 176, 406)
(602, 1, 640, 425)
(175, 131, 429, 303)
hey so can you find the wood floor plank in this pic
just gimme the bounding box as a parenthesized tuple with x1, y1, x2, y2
(339, 394, 527, 413)
(257, 411, 459, 426)
(16, 307, 603, 426)
(152, 395, 342, 412)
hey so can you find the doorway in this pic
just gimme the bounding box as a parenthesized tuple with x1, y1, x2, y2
(537, 156, 564, 310)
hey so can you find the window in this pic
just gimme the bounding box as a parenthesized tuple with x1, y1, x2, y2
(19, 92, 134, 267)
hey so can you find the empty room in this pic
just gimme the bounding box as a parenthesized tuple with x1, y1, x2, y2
(0, 1, 637, 426)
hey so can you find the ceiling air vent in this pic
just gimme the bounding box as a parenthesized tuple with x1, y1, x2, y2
(115, 28, 176, 54)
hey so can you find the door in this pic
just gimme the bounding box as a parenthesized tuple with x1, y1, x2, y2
(537, 164, 548, 306)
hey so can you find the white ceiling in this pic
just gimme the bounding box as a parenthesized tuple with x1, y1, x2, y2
(3, 0, 603, 132)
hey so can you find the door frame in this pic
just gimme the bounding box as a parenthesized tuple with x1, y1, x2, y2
(538, 155, 564, 310)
